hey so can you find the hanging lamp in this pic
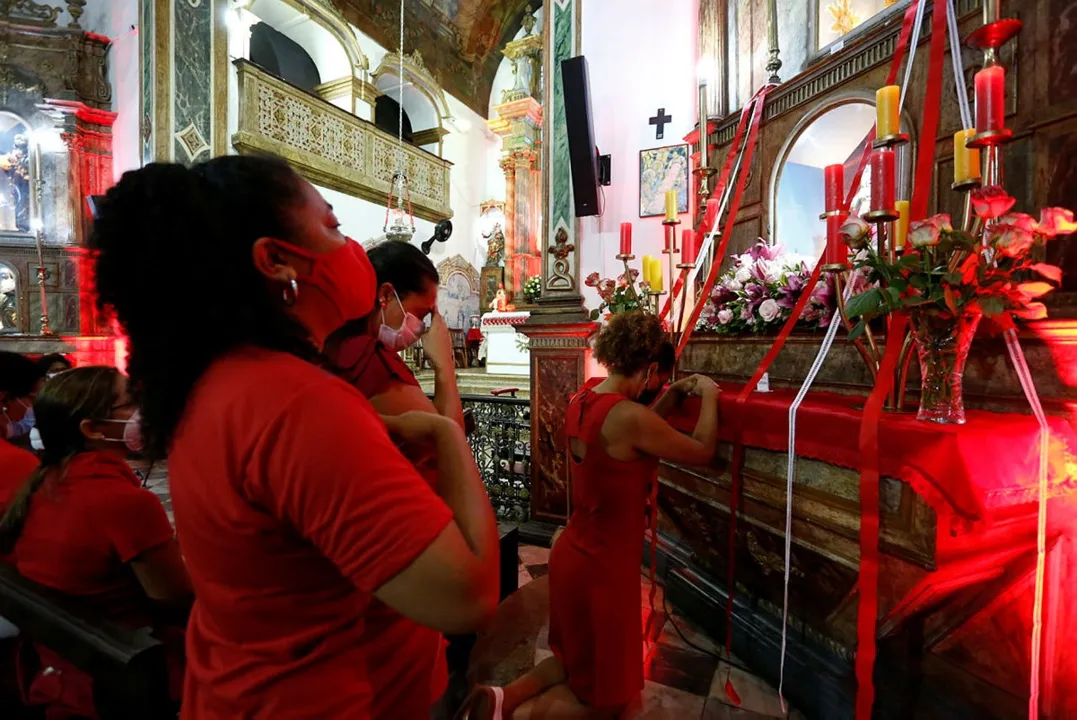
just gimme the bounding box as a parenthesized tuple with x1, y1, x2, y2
(384, 0, 416, 243)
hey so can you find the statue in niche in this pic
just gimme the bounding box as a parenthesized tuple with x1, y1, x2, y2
(0, 264, 18, 333)
(0, 131, 31, 232)
(484, 222, 506, 267)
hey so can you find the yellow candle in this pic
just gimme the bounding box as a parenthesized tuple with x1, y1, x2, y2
(652, 257, 664, 292)
(876, 85, 900, 138)
(664, 189, 678, 222)
(894, 200, 910, 250)
(953, 128, 981, 184)
(642, 255, 653, 287)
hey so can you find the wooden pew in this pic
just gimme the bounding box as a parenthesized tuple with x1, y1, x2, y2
(0, 564, 173, 719)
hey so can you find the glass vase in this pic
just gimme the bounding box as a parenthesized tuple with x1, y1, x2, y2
(909, 310, 981, 424)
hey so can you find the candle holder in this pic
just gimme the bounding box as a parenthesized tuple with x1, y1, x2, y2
(662, 221, 680, 349)
(951, 178, 983, 233)
(693, 166, 718, 220)
(863, 209, 900, 224)
(966, 127, 1013, 149)
(872, 132, 910, 150)
(964, 18, 1022, 52)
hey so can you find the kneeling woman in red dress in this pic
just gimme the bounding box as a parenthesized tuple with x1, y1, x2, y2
(465, 311, 720, 719)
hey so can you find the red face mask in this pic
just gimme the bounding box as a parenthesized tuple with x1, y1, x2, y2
(273, 238, 376, 336)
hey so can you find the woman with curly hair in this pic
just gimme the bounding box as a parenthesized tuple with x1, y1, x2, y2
(464, 311, 720, 719)
(91, 155, 499, 719)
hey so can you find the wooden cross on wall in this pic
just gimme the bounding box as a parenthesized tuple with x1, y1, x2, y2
(649, 108, 672, 140)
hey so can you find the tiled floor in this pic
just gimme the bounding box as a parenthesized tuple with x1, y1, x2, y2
(510, 544, 804, 720)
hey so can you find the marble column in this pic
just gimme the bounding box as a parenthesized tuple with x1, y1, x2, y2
(515, 0, 597, 542)
(140, 0, 229, 164)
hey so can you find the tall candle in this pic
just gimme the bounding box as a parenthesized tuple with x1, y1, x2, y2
(664, 189, 678, 222)
(894, 200, 910, 250)
(953, 129, 981, 184)
(641, 255, 652, 286)
(869, 150, 895, 213)
(974, 66, 1005, 133)
(681, 229, 698, 265)
(704, 198, 719, 230)
(619, 222, 633, 255)
(651, 257, 663, 292)
(824, 213, 848, 267)
(824, 164, 844, 212)
(876, 85, 900, 138)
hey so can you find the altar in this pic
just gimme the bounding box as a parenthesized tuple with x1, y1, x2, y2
(480, 310, 530, 376)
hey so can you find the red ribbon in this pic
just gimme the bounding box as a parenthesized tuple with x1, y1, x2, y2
(855, 2, 946, 717)
(659, 85, 769, 324)
(675, 88, 772, 359)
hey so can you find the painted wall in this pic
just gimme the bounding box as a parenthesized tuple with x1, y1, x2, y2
(577, 0, 700, 313)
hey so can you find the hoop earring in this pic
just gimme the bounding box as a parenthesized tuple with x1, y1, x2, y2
(282, 278, 299, 306)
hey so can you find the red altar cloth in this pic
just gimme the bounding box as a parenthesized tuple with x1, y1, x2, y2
(667, 383, 1077, 524)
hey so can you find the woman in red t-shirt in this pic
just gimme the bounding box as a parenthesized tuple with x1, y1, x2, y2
(326, 240, 469, 715)
(90, 155, 500, 719)
(0, 366, 191, 717)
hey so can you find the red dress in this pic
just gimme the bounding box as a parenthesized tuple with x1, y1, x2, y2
(548, 389, 658, 709)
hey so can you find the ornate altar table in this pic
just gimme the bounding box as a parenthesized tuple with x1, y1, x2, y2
(655, 380, 1077, 719)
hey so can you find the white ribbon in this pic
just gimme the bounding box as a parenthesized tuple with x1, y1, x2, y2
(777, 2, 928, 708)
(947, 0, 974, 131)
(1003, 329, 1050, 720)
(778, 296, 844, 710)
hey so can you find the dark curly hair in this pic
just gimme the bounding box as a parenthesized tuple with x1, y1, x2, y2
(368, 241, 439, 297)
(91, 155, 315, 460)
(592, 311, 674, 377)
(0, 351, 42, 398)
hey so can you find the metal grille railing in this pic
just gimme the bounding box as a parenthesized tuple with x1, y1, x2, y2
(444, 393, 531, 523)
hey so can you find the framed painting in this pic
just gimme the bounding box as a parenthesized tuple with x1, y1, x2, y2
(639, 144, 690, 218)
(480, 266, 504, 314)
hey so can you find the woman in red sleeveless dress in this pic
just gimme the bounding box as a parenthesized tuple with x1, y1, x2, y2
(462, 311, 720, 719)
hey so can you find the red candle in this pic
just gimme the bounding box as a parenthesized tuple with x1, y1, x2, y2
(703, 198, 719, 233)
(825, 213, 848, 266)
(619, 222, 632, 255)
(681, 229, 698, 265)
(869, 150, 895, 213)
(824, 164, 844, 212)
(974, 65, 1005, 133)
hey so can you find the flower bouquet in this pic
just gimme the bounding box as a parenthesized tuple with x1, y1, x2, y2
(697, 240, 835, 335)
(843, 187, 1075, 423)
(521, 275, 542, 303)
(585, 268, 647, 321)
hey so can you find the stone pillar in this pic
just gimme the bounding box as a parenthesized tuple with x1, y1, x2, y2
(515, 0, 596, 543)
(140, 0, 230, 164)
(489, 99, 543, 301)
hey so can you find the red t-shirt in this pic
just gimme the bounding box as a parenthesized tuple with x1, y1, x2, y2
(169, 347, 454, 719)
(329, 335, 448, 714)
(11, 451, 174, 627)
(0, 437, 38, 506)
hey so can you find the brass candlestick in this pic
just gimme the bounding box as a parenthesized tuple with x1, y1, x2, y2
(662, 219, 680, 350)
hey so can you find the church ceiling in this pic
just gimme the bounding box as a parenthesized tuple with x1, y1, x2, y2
(331, 0, 535, 118)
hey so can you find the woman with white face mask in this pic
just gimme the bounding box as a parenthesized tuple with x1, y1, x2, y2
(325, 240, 477, 717)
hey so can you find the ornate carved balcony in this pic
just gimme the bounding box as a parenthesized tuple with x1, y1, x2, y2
(232, 60, 452, 223)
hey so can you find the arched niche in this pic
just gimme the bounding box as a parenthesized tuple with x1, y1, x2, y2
(249, 0, 368, 80)
(769, 92, 915, 258)
(373, 51, 451, 155)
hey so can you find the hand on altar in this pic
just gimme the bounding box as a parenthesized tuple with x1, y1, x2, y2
(423, 312, 454, 373)
(669, 374, 718, 398)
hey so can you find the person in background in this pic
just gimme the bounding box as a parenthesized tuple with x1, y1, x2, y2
(0, 352, 43, 447)
(0, 366, 191, 716)
(463, 311, 720, 720)
(35, 353, 73, 379)
(325, 241, 469, 716)
(91, 154, 499, 719)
